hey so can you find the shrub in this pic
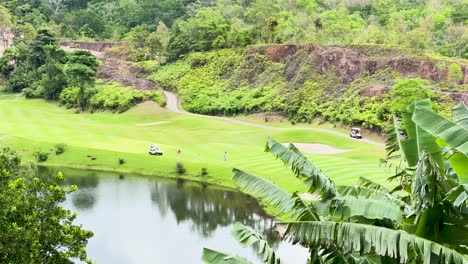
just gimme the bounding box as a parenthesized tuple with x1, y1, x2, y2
(54, 143, 66, 155)
(176, 162, 186, 175)
(33, 150, 49, 162)
(200, 167, 208, 177)
(118, 158, 125, 165)
(22, 88, 34, 98)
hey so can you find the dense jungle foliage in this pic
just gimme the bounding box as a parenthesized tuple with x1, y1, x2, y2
(0, 0, 466, 60)
(0, 28, 165, 112)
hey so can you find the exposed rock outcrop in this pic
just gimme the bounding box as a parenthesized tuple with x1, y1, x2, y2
(249, 44, 468, 85)
(60, 41, 155, 90)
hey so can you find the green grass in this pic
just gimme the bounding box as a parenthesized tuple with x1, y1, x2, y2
(0, 96, 392, 192)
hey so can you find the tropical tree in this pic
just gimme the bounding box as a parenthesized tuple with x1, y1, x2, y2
(203, 100, 468, 263)
(0, 147, 93, 263)
(64, 50, 100, 111)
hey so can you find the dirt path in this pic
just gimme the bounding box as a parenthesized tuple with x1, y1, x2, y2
(163, 91, 385, 147)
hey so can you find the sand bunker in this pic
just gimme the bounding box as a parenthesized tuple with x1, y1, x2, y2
(282, 142, 350, 155)
(136, 121, 171, 126)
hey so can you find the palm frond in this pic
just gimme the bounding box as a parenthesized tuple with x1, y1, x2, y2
(231, 222, 282, 264)
(265, 138, 337, 198)
(453, 103, 468, 130)
(283, 221, 468, 264)
(232, 168, 294, 214)
(202, 248, 254, 264)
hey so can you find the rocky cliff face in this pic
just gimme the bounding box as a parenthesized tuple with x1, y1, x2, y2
(249, 45, 468, 86)
(60, 41, 154, 90)
(60, 41, 125, 53)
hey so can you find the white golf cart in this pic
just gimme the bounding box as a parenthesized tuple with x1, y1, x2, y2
(350, 127, 362, 139)
(148, 144, 163, 156)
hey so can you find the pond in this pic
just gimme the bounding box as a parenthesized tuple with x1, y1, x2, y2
(52, 169, 308, 264)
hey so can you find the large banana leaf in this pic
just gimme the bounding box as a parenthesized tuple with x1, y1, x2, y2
(453, 103, 468, 129)
(386, 115, 419, 166)
(412, 102, 468, 157)
(445, 184, 468, 208)
(265, 138, 337, 198)
(289, 192, 320, 221)
(409, 100, 445, 174)
(283, 221, 468, 264)
(232, 168, 294, 214)
(202, 248, 254, 264)
(357, 177, 390, 193)
(231, 222, 282, 264)
(448, 152, 468, 180)
(337, 185, 412, 216)
(330, 197, 402, 223)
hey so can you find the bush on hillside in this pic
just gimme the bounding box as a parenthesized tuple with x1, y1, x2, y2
(33, 150, 49, 162)
(59, 82, 166, 112)
(176, 162, 186, 175)
(54, 143, 66, 155)
(200, 167, 208, 177)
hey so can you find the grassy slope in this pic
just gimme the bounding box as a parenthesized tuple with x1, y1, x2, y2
(0, 96, 393, 192)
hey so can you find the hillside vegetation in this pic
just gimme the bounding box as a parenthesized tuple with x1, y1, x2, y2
(1, 0, 466, 130)
(151, 46, 466, 130)
(0, 0, 466, 60)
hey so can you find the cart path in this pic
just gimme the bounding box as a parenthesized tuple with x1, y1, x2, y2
(163, 91, 385, 147)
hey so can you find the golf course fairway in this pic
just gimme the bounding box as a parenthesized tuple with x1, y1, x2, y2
(0, 94, 391, 193)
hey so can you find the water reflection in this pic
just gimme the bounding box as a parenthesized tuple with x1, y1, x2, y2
(150, 180, 279, 245)
(42, 168, 307, 264)
(39, 167, 100, 211)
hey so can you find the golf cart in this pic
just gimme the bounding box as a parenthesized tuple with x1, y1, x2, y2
(148, 144, 163, 156)
(350, 127, 362, 139)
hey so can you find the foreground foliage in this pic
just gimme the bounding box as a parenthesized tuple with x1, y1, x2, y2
(203, 101, 468, 263)
(0, 147, 93, 263)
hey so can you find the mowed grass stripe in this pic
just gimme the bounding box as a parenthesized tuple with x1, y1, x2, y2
(0, 97, 391, 191)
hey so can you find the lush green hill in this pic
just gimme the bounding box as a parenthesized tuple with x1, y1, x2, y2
(150, 46, 467, 131)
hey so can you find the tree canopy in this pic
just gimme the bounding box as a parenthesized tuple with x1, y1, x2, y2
(0, 0, 466, 59)
(0, 147, 93, 263)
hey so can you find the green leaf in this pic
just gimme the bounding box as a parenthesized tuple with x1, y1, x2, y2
(232, 168, 294, 214)
(330, 197, 403, 223)
(231, 223, 282, 264)
(453, 103, 468, 130)
(357, 177, 390, 193)
(410, 100, 445, 173)
(439, 223, 468, 245)
(283, 221, 468, 264)
(386, 115, 419, 166)
(445, 184, 468, 208)
(412, 102, 468, 157)
(265, 138, 336, 198)
(448, 152, 468, 180)
(201, 248, 254, 264)
(289, 192, 320, 221)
